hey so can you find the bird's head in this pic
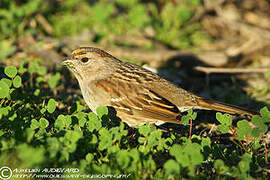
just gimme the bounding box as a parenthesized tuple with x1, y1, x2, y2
(62, 47, 120, 81)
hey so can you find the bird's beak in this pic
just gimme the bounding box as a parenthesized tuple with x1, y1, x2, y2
(61, 57, 74, 67)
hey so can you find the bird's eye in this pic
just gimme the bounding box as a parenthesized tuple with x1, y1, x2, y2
(81, 57, 89, 63)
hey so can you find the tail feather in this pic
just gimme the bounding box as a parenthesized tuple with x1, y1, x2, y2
(197, 97, 259, 116)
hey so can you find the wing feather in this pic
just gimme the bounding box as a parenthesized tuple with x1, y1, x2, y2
(95, 79, 181, 124)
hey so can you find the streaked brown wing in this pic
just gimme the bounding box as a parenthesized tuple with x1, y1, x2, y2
(95, 79, 181, 125)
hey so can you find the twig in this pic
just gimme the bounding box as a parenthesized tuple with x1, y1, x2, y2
(189, 117, 193, 139)
(0, 98, 5, 106)
(195, 66, 270, 74)
(8, 100, 12, 107)
(263, 168, 270, 173)
(230, 127, 247, 153)
(262, 139, 269, 164)
(36, 14, 54, 35)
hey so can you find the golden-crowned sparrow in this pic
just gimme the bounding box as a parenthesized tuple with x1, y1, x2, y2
(63, 47, 258, 127)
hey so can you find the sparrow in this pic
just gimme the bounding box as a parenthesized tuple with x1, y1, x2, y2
(63, 47, 258, 127)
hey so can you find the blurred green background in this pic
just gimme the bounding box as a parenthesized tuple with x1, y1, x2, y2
(0, 0, 269, 179)
(0, 0, 209, 58)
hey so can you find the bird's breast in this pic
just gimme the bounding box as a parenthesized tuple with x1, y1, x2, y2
(78, 81, 107, 112)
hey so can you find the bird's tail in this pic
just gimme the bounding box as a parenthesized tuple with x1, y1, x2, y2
(196, 97, 259, 116)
